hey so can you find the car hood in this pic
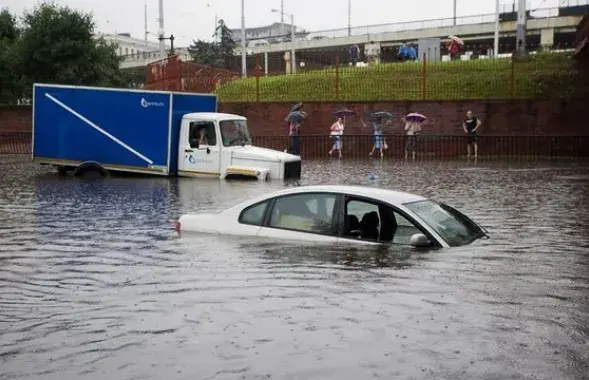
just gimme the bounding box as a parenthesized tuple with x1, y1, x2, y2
(229, 145, 299, 162)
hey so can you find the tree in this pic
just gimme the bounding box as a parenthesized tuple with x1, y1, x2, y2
(188, 19, 237, 70)
(188, 39, 221, 67)
(15, 3, 129, 98)
(0, 8, 21, 104)
(216, 19, 237, 70)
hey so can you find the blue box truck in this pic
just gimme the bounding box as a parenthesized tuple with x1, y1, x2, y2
(32, 84, 301, 180)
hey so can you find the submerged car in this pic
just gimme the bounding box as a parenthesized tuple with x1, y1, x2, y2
(176, 185, 488, 248)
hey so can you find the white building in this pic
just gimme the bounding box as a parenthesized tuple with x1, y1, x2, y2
(101, 33, 169, 59)
(229, 22, 308, 44)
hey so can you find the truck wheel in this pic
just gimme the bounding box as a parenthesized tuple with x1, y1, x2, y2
(264, 173, 270, 181)
(74, 162, 109, 179)
(57, 166, 69, 176)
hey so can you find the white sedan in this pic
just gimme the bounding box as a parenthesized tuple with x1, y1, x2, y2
(176, 185, 488, 248)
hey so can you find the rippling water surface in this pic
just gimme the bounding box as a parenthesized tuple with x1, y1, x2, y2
(1, 155, 589, 380)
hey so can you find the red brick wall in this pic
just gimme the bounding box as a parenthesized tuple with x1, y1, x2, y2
(0, 107, 32, 132)
(2, 98, 587, 136)
(219, 99, 589, 136)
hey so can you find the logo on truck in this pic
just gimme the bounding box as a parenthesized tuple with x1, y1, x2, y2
(140, 97, 165, 108)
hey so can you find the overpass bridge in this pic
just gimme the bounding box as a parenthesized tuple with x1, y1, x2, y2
(120, 4, 586, 70)
(241, 10, 582, 55)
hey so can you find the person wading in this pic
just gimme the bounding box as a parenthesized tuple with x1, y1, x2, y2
(463, 110, 481, 158)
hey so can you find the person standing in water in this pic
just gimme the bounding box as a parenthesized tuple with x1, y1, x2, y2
(463, 110, 481, 158)
(402, 115, 422, 160)
(328, 117, 344, 158)
(366, 117, 389, 158)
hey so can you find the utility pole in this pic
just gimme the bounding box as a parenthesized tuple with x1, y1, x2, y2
(348, 0, 351, 36)
(241, 0, 246, 77)
(515, 0, 527, 55)
(494, 0, 500, 57)
(281, 0, 285, 38)
(453, 0, 457, 26)
(158, 0, 165, 58)
(144, 0, 148, 54)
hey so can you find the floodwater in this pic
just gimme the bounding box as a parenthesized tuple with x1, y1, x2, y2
(1, 155, 589, 380)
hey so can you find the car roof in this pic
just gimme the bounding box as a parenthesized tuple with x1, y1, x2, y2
(249, 185, 427, 205)
(183, 112, 246, 121)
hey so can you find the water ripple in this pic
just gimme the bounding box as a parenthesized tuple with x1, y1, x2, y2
(1, 156, 589, 379)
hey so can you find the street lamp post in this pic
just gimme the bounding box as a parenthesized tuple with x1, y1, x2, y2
(493, 0, 500, 57)
(157, 0, 166, 58)
(241, 0, 246, 77)
(272, 8, 296, 74)
(206, 3, 219, 43)
(158, 34, 175, 55)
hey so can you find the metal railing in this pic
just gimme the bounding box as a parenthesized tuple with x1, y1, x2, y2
(3, 132, 588, 159)
(244, 6, 569, 44)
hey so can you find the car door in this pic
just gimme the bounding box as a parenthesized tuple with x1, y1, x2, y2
(338, 195, 440, 247)
(180, 121, 222, 177)
(257, 192, 340, 243)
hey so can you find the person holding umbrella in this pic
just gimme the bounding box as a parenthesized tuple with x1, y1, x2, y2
(363, 111, 393, 158)
(446, 35, 463, 61)
(329, 109, 355, 158)
(284, 102, 305, 156)
(402, 112, 428, 160)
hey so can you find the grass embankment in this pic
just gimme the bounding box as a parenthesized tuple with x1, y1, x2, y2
(216, 53, 577, 102)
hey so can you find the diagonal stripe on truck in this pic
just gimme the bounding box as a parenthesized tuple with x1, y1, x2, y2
(44, 93, 154, 165)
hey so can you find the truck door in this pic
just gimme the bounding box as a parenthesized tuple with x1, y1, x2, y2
(178, 120, 222, 177)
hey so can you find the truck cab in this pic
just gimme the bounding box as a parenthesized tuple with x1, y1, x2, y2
(178, 113, 301, 180)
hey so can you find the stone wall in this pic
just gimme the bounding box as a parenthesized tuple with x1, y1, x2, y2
(2, 98, 588, 136)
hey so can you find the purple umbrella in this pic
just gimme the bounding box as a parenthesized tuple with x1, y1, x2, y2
(333, 109, 356, 118)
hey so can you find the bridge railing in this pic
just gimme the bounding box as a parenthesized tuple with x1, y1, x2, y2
(245, 7, 564, 44)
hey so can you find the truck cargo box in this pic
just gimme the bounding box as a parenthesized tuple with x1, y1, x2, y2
(32, 83, 217, 176)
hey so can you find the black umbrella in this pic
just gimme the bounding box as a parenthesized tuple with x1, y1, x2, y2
(285, 111, 307, 122)
(289, 102, 304, 113)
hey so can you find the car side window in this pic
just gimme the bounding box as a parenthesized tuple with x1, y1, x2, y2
(268, 193, 337, 235)
(344, 198, 421, 244)
(238, 201, 268, 226)
(189, 121, 217, 148)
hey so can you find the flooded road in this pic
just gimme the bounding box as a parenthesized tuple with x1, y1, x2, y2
(1, 155, 589, 380)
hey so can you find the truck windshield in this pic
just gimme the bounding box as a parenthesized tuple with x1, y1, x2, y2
(220, 120, 252, 147)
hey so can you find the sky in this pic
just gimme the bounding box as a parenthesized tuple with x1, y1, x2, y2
(3, 0, 560, 47)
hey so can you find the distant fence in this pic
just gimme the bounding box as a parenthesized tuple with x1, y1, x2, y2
(3, 132, 588, 159)
(217, 51, 582, 102)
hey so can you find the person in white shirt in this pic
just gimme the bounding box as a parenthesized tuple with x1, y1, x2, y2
(328, 117, 344, 158)
(402, 116, 423, 160)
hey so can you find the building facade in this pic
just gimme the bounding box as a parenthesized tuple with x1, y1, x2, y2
(229, 22, 308, 44)
(101, 33, 169, 59)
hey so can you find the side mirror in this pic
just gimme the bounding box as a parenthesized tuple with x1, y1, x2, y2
(410, 233, 431, 247)
(189, 138, 199, 149)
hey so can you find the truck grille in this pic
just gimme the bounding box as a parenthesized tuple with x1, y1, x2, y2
(284, 160, 301, 180)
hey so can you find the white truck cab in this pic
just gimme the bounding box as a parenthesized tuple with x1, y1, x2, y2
(178, 112, 301, 180)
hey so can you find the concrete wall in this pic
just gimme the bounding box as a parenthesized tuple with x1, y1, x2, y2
(2, 99, 588, 136)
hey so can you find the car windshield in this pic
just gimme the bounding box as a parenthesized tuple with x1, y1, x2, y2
(220, 119, 252, 147)
(403, 200, 486, 247)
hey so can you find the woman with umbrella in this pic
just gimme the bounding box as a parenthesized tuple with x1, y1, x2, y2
(328, 109, 355, 158)
(363, 111, 393, 158)
(285, 103, 306, 156)
(401, 112, 429, 160)
(446, 35, 463, 61)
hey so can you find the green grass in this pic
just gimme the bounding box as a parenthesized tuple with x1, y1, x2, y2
(216, 53, 578, 102)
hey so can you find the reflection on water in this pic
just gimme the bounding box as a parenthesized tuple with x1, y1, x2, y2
(1, 155, 589, 380)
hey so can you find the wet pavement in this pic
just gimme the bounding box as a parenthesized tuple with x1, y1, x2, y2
(1, 155, 589, 380)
